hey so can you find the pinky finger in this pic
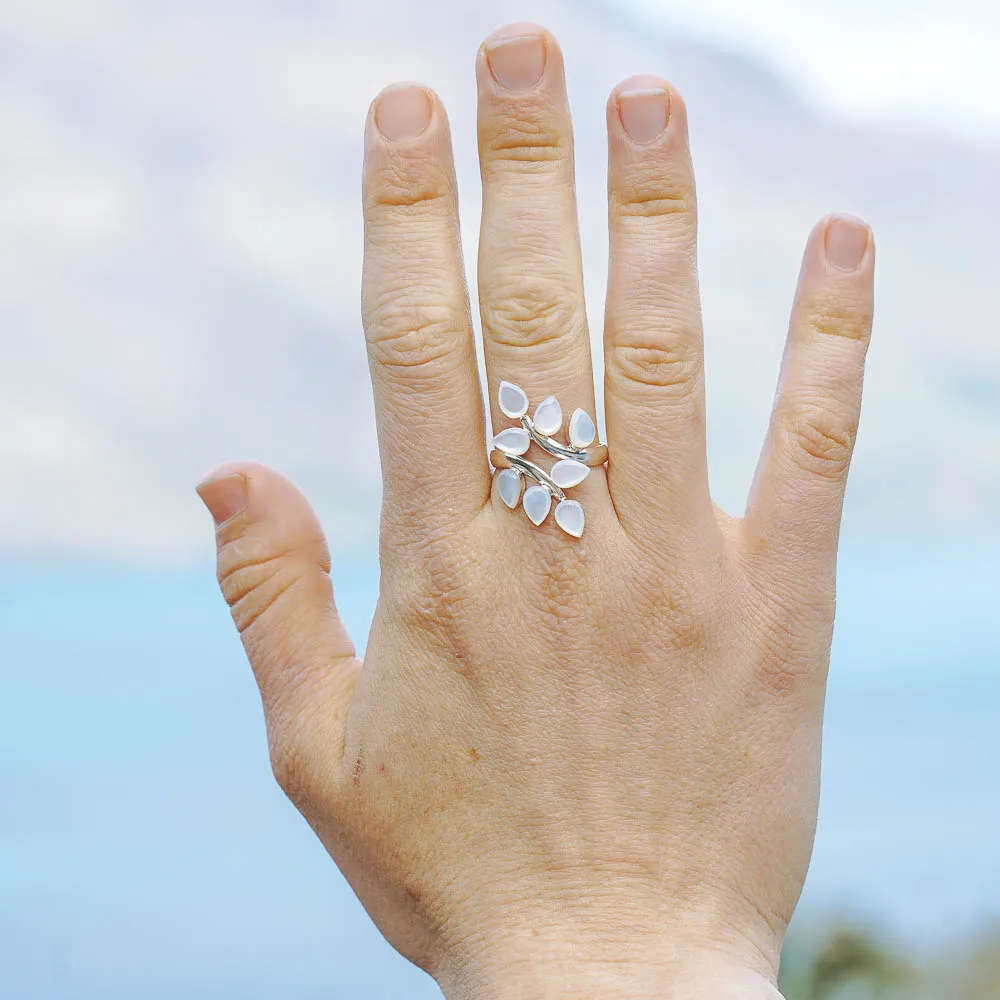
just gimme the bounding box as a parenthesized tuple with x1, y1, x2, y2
(743, 214, 875, 594)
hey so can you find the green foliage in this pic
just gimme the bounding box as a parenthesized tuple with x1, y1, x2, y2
(779, 922, 1000, 1000)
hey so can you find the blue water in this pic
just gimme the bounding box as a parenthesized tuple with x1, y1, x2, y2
(1, 543, 998, 998)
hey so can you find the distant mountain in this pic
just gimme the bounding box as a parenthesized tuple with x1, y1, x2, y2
(1, 0, 997, 561)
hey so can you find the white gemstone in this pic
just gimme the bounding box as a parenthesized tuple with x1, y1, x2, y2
(550, 459, 590, 489)
(533, 396, 563, 436)
(569, 408, 597, 449)
(498, 381, 529, 419)
(555, 499, 585, 538)
(497, 469, 523, 509)
(523, 485, 552, 526)
(494, 428, 530, 456)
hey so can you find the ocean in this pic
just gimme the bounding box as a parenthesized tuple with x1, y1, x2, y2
(2, 541, 998, 998)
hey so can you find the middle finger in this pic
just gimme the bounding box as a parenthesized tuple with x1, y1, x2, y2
(476, 24, 597, 442)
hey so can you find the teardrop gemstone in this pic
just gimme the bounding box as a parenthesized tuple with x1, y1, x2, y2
(554, 499, 585, 538)
(569, 408, 596, 449)
(498, 381, 529, 419)
(550, 459, 590, 489)
(494, 428, 530, 456)
(523, 485, 552, 526)
(533, 396, 563, 436)
(497, 469, 523, 509)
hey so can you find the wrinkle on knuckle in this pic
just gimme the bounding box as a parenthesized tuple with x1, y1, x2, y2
(482, 277, 583, 351)
(382, 531, 481, 662)
(481, 113, 567, 170)
(639, 574, 713, 657)
(785, 404, 856, 481)
(365, 158, 452, 218)
(217, 537, 328, 638)
(611, 178, 693, 222)
(741, 576, 834, 698)
(366, 303, 464, 374)
(806, 296, 871, 344)
(610, 341, 702, 397)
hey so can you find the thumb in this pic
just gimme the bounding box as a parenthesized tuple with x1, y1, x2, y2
(197, 461, 360, 795)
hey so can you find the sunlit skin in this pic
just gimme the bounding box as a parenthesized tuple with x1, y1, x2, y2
(197, 23, 875, 1000)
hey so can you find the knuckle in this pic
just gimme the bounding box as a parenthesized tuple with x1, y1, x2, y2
(217, 537, 326, 637)
(268, 726, 318, 806)
(748, 609, 806, 698)
(381, 530, 481, 655)
(741, 578, 834, 699)
(480, 111, 567, 171)
(615, 562, 717, 664)
(482, 275, 583, 351)
(366, 299, 463, 374)
(611, 174, 694, 223)
(807, 296, 871, 344)
(785, 403, 856, 481)
(610, 341, 702, 397)
(365, 158, 452, 220)
(648, 586, 713, 657)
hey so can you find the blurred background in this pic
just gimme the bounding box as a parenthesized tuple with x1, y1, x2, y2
(1, 1, 998, 997)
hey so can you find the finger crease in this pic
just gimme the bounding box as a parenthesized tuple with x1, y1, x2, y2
(232, 571, 308, 636)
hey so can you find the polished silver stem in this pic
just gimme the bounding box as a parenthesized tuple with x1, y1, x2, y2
(521, 416, 588, 461)
(504, 454, 567, 501)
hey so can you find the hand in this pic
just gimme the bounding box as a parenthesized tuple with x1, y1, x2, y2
(197, 22, 874, 1000)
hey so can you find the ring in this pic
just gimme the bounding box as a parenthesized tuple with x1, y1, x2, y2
(489, 381, 608, 538)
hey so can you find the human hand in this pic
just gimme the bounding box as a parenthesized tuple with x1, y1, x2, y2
(197, 22, 874, 1000)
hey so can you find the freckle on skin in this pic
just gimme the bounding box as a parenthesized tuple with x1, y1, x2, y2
(469, 747, 480, 762)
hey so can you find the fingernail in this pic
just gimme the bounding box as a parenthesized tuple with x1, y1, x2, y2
(485, 32, 546, 91)
(618, 87, 670, 143)
(375, 84, 432, 141)
(825, 213, 870, 271)
(197, 472, 247, 525)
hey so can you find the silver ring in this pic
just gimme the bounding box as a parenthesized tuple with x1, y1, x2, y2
(489, 381, 607, 538)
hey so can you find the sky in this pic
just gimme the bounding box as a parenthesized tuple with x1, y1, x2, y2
(2, 0, 998, 559)
(626, 0, 1000, 140)
(1, 4, 998, 995)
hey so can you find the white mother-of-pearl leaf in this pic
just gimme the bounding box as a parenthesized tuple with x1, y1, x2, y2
(498, 381, 529, 419)
(555, 499, 585, 538)
(497, 468, 523, 509)
(533, 396, 563, 436)
(523, 485, 552, 525)
(494, 428, 531, 456)
(569, 408, 597, 449)
(550, 459, 590, 489)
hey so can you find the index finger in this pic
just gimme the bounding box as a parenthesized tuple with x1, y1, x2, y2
(362, 84, 490, 540)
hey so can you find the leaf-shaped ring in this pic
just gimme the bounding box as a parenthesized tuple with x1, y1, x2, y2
(490, 382, 607, 538)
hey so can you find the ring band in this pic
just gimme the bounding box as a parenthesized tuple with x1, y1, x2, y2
(489, 381, 608, 538)
(490, 423, 608, 470)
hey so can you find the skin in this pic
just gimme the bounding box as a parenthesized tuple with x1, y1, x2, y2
(197, 23, 875, 1000)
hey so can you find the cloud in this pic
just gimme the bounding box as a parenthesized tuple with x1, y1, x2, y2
(0, 0, 997, 562)
(628, 0, 1000, 139)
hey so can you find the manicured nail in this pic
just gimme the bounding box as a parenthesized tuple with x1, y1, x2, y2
(618, 87, 670, 143)
(485, 32, 546, 91)
(197, 472, 247, 525)
(375, 84, 432, 141)
(825, 213, 870, 271)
